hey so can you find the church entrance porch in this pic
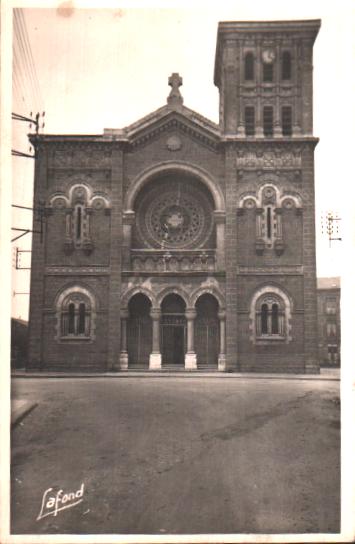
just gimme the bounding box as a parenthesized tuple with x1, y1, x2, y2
(161, 294, 186, 368)
(120, 288, 226, 372)
(195, 294, 219, 369)
(127, 294, 152, 369)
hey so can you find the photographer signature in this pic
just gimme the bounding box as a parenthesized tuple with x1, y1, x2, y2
(37, 483, 84, 521)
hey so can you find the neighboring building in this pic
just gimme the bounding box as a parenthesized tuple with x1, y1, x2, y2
(27, 20, 321, 373)
(11, 318, 28, 369)
(317, 277, 341, 367)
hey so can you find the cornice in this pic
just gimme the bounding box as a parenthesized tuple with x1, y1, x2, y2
(220, 137, 319, 149)
(127, 116, 221, 152)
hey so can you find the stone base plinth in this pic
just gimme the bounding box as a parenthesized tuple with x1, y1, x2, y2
(185, 352, 197, 370)
(149, 352, 162, 370)
(218, 354, 226, 372)
(119, 352, 129, 371)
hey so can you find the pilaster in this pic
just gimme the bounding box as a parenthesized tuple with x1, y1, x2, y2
(28, 143, 47, 369)
(107, 143, 123, 371)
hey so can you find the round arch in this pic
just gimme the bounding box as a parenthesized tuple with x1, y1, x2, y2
(249, 283, 293, 313)
(156, 285, 190, 308)
(249, 283, 293, 343)
(121, 286, 157, 309)
(124, 161, 225, 212)
(54, 283, 97, 341)
(190, 286, 225, 310)
(55, 283, 97, 310)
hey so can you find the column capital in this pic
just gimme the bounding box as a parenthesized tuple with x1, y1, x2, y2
(123, 210, 135, 225)
(218, 310, 226, 320)
(214, 210, 226, 223)
(150, 308, 161, 319)
(185, 309, 197, 320)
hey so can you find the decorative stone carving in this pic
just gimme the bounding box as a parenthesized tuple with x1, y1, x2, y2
(130, 250, 216, 272)
(237, 265, 303, 275)
(236, 148, 302, 169)
(238, 183, 302, 256)
(166, 135, 182, 151)
(167, 73, 183, 107)
(136, 180, 214, 250)
(48, 184, 111, 254)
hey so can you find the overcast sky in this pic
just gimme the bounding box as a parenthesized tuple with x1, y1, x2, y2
(8, 0, 355, 318)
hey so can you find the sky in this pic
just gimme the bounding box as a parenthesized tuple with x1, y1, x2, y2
(7, 0, 355, 319)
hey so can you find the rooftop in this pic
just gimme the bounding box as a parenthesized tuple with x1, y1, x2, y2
(317, 277, 341, 290)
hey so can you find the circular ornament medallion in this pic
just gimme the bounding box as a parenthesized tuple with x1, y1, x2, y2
(166, 135, 182, 151)
(136, 180, 213, 249)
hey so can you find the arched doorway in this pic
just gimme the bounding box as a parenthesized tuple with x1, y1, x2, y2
(195, 294, 219, 368)
(161, 294, 186, 367)
(127, 294, 152, 368)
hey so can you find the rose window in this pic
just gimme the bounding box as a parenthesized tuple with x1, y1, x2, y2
(136, 180, 214, 249)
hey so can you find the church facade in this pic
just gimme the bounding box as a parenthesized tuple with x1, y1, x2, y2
(27, 20, 321, 373)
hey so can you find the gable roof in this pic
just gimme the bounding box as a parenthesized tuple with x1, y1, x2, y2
(103, 103, 221, 149)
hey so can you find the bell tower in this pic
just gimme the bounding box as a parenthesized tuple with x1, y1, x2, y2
(214, 20, 321, 373)
(214, 20, 321, 137)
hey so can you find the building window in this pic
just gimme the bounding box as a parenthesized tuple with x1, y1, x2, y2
(282, 106, 292, 136)
(244, 52, 255, 80)
(326, 298, 337, 314)
(245, 106, 255, 136)
(326, 322, 337, 338)
(263, 62, 274, 82)
(281, 51, 292, 80)
(255, 294, 287, 338)
(61, 294, 92, 338)
(263, 106, 273, 136)
(74, 204, 84, 243)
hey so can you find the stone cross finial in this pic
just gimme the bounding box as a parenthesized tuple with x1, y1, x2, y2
(167, 73, 183, 106)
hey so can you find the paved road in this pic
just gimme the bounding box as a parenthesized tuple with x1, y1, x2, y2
(11, 377, 340, 535)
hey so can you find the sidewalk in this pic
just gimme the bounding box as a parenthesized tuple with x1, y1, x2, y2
(11, 368, 340, 381)
(11, 399, 38, 427)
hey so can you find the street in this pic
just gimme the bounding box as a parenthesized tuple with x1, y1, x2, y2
(11, 376, 340, 535)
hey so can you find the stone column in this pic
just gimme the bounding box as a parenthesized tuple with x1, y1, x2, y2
(274, 40, 282, 137)
(218, 310, 226, 371)
(118, 309, 129, 371)
(122, 210, 135, 269)
(185, 309, 197, 370)
(149, 308, 162, 370)
(214, 210, 226, 272)
(255, 39, 263, 138)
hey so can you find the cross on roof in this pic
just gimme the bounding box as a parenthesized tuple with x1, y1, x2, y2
(167, 72, 183, 107)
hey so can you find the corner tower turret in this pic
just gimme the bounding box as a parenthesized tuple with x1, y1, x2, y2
(214, 20, 321, 137)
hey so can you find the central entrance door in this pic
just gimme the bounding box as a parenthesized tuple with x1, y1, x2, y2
(161, 294, 186, 367)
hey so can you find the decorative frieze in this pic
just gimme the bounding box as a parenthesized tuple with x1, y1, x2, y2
(237, 265, 303, 275)
(49, 144, 112, 168)
(45, 266, 110, 275)
(236, 148, 302, 169)
(130, 250, 216, 273)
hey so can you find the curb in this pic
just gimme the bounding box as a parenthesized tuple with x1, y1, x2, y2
(11, 401, 38, 428)
(11, 372, 340, 381)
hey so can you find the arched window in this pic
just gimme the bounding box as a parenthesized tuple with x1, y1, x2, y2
(261, 304, 268, 334)
(245, 106, 255, 136)
(60, 293, 92, 338)
(253, 292, 290, 341)
(244, 52, 254, 80)
(263, 62, 274, 82)
(282, 106, 292, 136)
(281, 51, 292, 80)
(68, 303, 75, 334)
(271, 303, 279, 334)
(263, 106, 274, 136)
